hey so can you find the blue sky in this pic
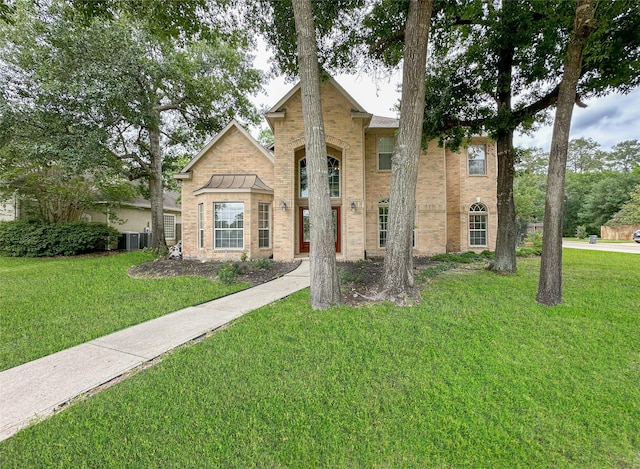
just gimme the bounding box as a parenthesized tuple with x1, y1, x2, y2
(254, 63, 639, 152)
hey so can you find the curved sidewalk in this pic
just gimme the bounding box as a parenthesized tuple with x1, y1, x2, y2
(0, 261, 310, 442)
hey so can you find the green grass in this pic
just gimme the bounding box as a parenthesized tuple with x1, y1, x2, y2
(0, 251, 246, 370)
(1, 250, 639, 467)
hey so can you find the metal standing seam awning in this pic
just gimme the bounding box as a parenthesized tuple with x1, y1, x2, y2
(193, 174, 273, 195)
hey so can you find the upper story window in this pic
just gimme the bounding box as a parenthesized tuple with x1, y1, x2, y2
(468, 144, 486, 175)
(377, 137, 394, 170)
(299, 156, 340, 198)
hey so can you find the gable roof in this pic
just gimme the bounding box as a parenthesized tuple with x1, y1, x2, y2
(266, 77, 369, 115)
(175, 120, 274, 179)
(369, 115, 400, 129)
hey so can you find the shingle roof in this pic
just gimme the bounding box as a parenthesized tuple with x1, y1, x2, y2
(369, 115, 399, 129)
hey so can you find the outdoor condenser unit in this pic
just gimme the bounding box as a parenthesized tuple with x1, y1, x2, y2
(118, 232, 140, 251)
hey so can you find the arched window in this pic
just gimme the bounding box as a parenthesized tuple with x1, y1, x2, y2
(469, 203, 488, 246)
(299, 156, 340, 198)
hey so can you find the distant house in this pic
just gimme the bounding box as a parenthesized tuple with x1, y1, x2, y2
(0, 193, 19, 221)
(175, 77, 497, 261)
(82, 190, 182, 246)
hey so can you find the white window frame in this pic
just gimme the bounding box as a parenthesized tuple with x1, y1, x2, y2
(378, 200, 415, 248)
(299, 156, 341, 198)
(214, 202, 244, 250)
(164, 214, 176, 240)
(469, 203, 488, 247)
(377, 137, 394, 171)
(197, 203, 204, 248)
(258, 202, 271, 249)
(468, 144, 487, 176)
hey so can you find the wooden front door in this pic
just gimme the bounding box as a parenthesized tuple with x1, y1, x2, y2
(299, 206, 341, 253)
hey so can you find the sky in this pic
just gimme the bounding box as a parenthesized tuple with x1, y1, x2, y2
(252, 49, 640, 152)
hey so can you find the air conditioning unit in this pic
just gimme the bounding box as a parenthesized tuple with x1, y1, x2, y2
(139, 231, 151, 249)
(118, 232, 140, 251)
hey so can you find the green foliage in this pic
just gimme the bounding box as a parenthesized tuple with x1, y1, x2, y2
(607, 183, 640, 225)
(516, 246, 542, 257)
(575, 225, 588, 239)
(217, 262, 240, 285)
(0, 220, 119, 257)
(253, 258, 272, 270)
(605, 139, 640, 172)
(525, 231, 543, 248)
(579, 171, 640, 229)
(240, 250, 249, 262)
(415, 261, 458, 281)
(430, 251, 492, 264)
(2, 251, 638, 467)
(0, 252, 245, 369)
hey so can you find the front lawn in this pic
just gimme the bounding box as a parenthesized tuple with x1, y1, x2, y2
(1, 250, 638, 467)
(0, 251, 246, 371)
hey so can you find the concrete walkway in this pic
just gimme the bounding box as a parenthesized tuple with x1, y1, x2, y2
(0, 261, 310, 442)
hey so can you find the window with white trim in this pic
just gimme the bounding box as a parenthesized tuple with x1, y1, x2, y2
(468, 144, 486, 175)
(469, 203, 488, 246)
(214, 202, 244, 249)
(258, 203, 270, 248)
(378, 199, 415, 248)
(197, 203, 204, 248)
(378, 137, 394, 170)
(164, 214, 176, 240)
(299, 156, 340, 198)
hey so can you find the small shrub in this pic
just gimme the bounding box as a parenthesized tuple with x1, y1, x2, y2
(526, 231, 543, 248)
(516, 246, 542, 257)
(0, 220, 119, 257)
(575, 225, 587, 240)
(240, 250, 249, 262)
(340, 267, 365, 285)
(254, 258, 272, 270)
(217, 263, 239, 285)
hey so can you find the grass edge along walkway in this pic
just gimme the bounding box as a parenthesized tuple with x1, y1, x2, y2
(0, 261, 310, 442)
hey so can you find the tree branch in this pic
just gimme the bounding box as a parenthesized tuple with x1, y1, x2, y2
(154, 97, 186, 113)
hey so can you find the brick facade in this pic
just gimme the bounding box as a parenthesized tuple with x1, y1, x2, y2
(176, 79, 497, 262)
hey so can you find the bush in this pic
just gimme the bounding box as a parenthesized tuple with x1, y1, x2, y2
(575, 225, 587, 240)
(0, 220, 120, 257)
(217, 263, 239, 285)
(525, 231, 543, 248)
(430, 251, 494, 264)
(516, 246, 542, 257)
(253, 258, 272, 270)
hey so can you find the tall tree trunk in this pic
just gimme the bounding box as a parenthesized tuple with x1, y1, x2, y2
(148, 126, 167, 251)
(537, 0, 595, 306)
(292, 0, 341, 309)
(381, 0, 434, 303)
(492, 23, 518, 274)
(493, 132, 517, 273)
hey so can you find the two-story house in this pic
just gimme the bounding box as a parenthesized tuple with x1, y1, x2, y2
(175, 78, 497, 261)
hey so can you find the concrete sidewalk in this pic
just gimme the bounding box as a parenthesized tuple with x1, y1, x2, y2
(0, 261, 310, 442)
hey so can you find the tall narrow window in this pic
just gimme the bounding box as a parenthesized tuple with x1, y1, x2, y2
(258, 203, 270, 248)
(164, 214, 176, 240)
(379, 199, 415, 248)
(378, 137, 394, 170)
(197, 203, 204, 248)
(469, 203, 488, 246)
(299, 156, 340, 198)
(468, 144, 486, 175)
(214, 202, 244, 249)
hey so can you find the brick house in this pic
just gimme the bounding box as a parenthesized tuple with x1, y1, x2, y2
(175, 78, 497, 261)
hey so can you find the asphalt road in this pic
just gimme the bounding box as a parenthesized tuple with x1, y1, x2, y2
(562, 240, 640, 254)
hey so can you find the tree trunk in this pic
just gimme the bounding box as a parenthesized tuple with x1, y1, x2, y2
(492, 22, 518, 274)
(381, 0, 434, 303)
(292, 0, 341, 309)
(493, 132, 517, 273)
(148, 126, 167, 251)
(537, 0, 595, 306)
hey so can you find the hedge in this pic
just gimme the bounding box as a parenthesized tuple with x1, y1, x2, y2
(0, 220, 120, 257)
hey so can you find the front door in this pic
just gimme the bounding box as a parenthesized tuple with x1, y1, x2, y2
(299, 206, 341, 253)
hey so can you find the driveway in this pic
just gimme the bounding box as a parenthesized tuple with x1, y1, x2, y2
(562, 240, 640, 254)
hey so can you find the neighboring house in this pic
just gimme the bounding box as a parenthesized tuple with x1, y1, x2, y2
(82, 190, 182, 246)
(175, 78, 497, 262)
(0, 193, 19, 221)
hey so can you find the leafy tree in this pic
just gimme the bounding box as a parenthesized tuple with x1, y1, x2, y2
(606, 139, 640, 172)
(291, 0, 341, 309)
(608, 182, 640, 225)
(514, 172, 546, 223)
(515, 147, 549, 175)
(563, 171, 601, 235)
(2, 1, 262, 250)
(567, 137, 605, 173)
(421, 0, 640, 274)
(579, 171, 640, 229)
(537, 0, 596, 306)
